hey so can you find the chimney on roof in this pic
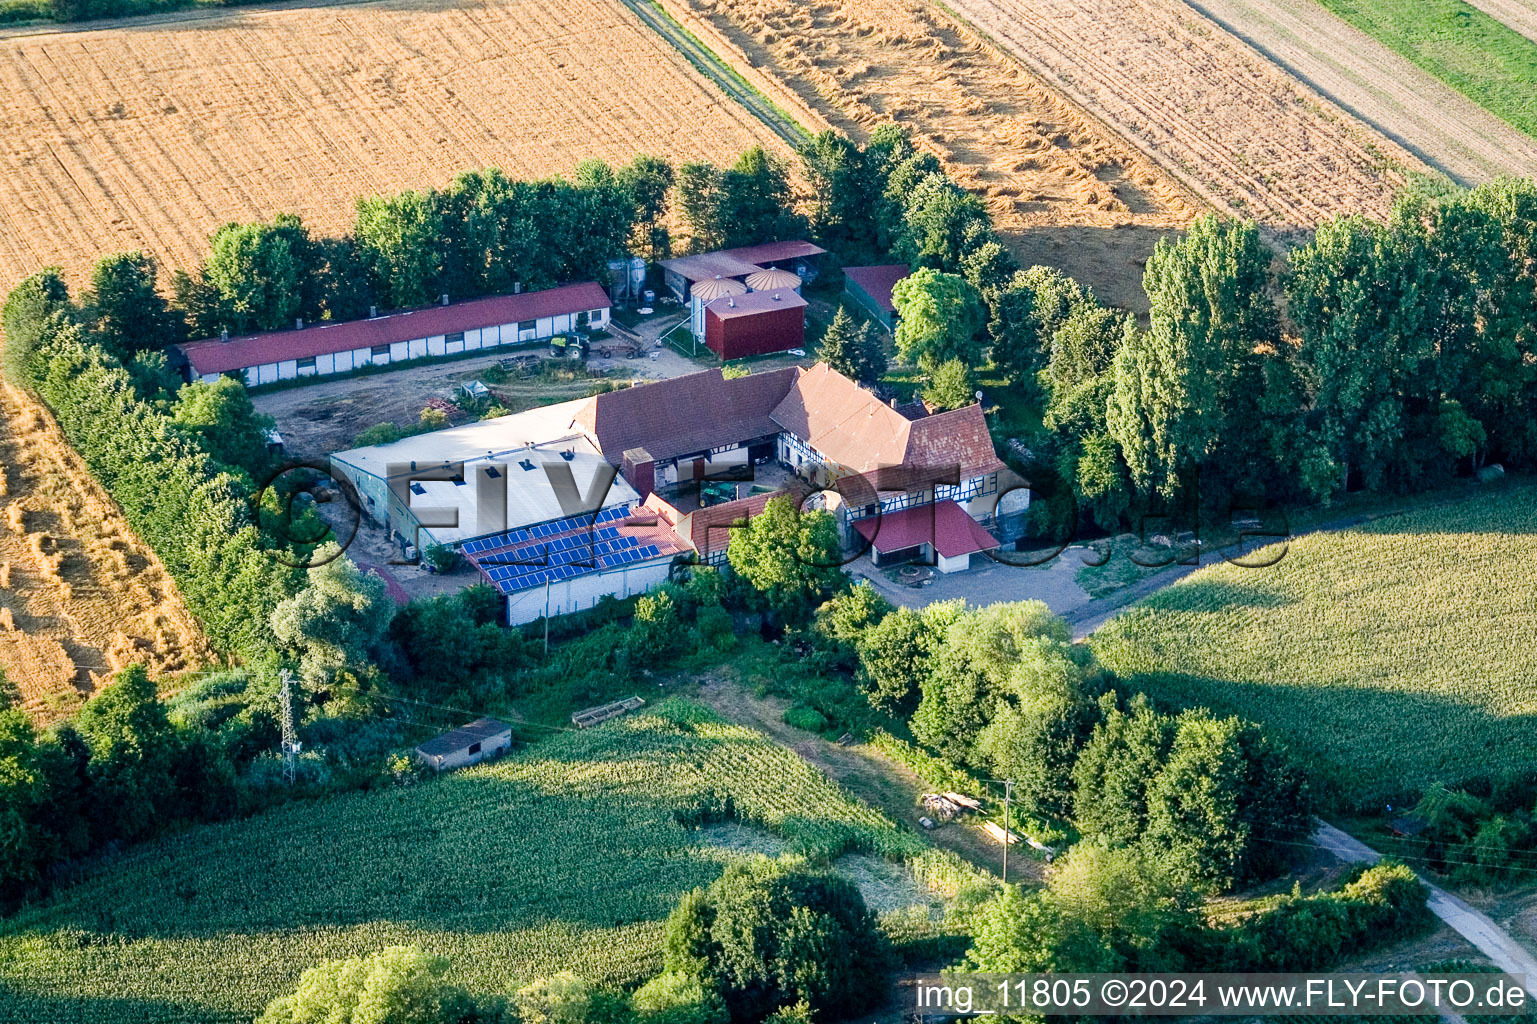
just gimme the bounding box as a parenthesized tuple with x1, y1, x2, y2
(728, 297, 734, 308)
(369, 305, 378, 318)
(220, 329, 229, 343)
(889, 397, 898, 408)
(441, 293, 450, 306)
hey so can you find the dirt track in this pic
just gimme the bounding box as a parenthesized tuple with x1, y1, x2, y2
(0, 383, 211, 717)
(935, 0, 1421, 231)
(1185, 0, 1537, 184)
(669, 0, 1199, 309)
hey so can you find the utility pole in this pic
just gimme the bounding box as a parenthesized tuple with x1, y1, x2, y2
(279, 669, 301, 786)
(1001, 778, 1012, 884)
(543, 576, 552, 656)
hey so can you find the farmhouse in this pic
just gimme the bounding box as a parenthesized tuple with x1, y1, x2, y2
(841, 264, 909, 334)
(415, 717, 513, 771)
(334, 363, 1027, 622)
(172, 282, 611, 387)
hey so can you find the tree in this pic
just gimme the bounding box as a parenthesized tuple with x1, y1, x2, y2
(959, 236, 1018, 295)
(810, 581, 891, 673)
(816, 306, 887, 384)
(1142, 712, 1310, 892)
(258, 945, 486, 1024)
(203, 215, 313, 334)
(1041, 304, 1137, 530)
(0, 267, 70, 383)
(854, 602, 958, 717)
(717, 147, 805, 248)
(354, 190, 445, 309)
(1108, 215, 1279, 502)
(800, 130, 892, 260)
(516, 973, 631, 1024)
(664, 857, 892, 1022)
(269, 550, 396, 683)
(1071, 694, 1175, 844)
(0, 707, 56, 901)
(989, 266, 1095, 386)
(86, 251, 181, 359)
(675, 161, 726, 253)
(1286, 215, 1415, 498)
(893, 173, 991, 271)
(74, 664, 180, 845)
(920, 357, 975, 411)
(891, 268, 985, 370)
(726, 497, 845, 619)
(619, 154, 676, 261)
(172, 377, 276, 479)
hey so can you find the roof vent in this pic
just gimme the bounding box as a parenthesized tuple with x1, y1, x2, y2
(772, 293, 781, 301)
(519, 459, 536, 471)
(220, 329, 229, 343)
(727, 297, 735, 308)
(560, 449, 575, 461)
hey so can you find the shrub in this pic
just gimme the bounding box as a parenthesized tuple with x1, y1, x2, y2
(663, 857, 893, 1023)
(257, 945, 488, 1024)
(631, 972, 728, 1024)
(782, 705, 829, 734)
(515, 973, 631, 1024)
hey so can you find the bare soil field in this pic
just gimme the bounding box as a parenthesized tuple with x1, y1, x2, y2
(0, 383, 211, 717)
(927, 0, 1424, 231)
(0, 0, 793, 295)
(664, 0, 1201, 309)
(1185, 0, 1537, 183)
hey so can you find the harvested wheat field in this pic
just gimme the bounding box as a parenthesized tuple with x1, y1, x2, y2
(0, 0, 792, 296)
(0, 383, 211, 717)
(930, 0, 1425, 231)
(661, 0, 1200, 309)
(1186, 0, 1537, 183)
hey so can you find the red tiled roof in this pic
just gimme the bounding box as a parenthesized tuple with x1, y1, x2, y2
(175, 282, 610, 376)
(704, 290, 808, 320)
(853, 500, 1000, 558)
(769, 364, 1004, 478)
(677, 485, 808, 559)
(842, 265, 910, 314)
(574, 367, 799, 465)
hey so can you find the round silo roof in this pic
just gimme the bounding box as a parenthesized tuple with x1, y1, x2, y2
(692, 275, 749, 301)
(745, 267, 801, 291)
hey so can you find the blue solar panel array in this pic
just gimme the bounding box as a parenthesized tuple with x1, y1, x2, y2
(461, 504, 631, 557)
(463, 505, 664, 595)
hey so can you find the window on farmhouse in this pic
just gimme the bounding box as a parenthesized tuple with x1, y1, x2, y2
(297, 357, 316, 370)
(370, 344, 390, 357)
(589, 308, 604, 320)
(446, 331, 465, 344)
(518, 320, 537, 332)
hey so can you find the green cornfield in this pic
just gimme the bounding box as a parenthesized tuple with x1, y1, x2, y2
(1092, 484, 1537, 807)
(0, 700, 928, 1023)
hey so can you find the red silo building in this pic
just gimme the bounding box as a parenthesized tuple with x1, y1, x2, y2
(703, 290, 807, 360)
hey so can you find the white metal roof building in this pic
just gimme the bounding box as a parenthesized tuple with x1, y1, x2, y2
(330, 399, 637, 548)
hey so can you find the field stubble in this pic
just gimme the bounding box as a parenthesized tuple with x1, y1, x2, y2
(0, 0, 793, 296)
(0, 382, 211, 716)
(932, 0, 1424, 231)
(669, 0, 1201, 309)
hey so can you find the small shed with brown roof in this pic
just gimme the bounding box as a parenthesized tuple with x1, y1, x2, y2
(842, 265, 909, 333)
(415, 718, 513, 772)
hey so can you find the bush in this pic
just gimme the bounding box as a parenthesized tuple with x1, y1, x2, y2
(515, 973, 630, 1024)
(631, 972, 728, 1024)
(664, 857, 893, 1023)
(258, 945, 489, 1024)
(1221, 862, 1433, 970)
(782, 705, 829, 734)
